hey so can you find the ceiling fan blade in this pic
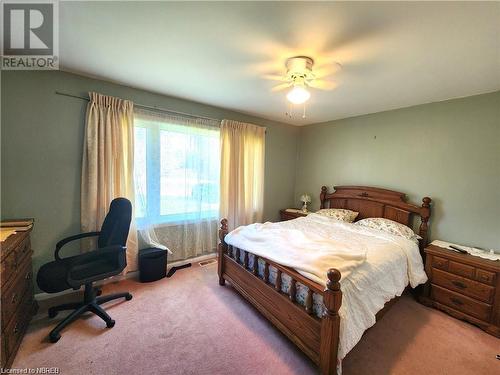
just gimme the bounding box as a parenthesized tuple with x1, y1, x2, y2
(262, 74, 287, 82)
(271, 82, 292, 92)
(313, 62, 342, 79)
(308, 80, 337, 90)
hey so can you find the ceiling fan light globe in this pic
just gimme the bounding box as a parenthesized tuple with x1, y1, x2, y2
(286, 86, 311, 104)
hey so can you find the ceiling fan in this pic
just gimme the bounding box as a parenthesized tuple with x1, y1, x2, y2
(268, 56, 339, 118)
(268, 56, 339, 104)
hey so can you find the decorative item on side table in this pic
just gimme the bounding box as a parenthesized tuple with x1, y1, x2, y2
(420, 241, 500, 338)
(300, 193, 311, 212)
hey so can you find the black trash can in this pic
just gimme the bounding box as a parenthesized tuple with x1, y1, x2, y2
(138, 247, 168, 282)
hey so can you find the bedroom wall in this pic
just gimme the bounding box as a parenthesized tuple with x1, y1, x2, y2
(295, 91, 500, 250)
(1, 70, 299, 285)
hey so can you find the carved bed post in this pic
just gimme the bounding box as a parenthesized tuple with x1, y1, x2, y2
(218, 218, 228, 286)
(320, 268, 342, 375)
(320, 186, 328, 209)
(418, 197, 432, 251)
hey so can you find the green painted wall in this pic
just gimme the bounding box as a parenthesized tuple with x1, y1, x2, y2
(295, 91, 500, 250)
(1, 70, 299, 284)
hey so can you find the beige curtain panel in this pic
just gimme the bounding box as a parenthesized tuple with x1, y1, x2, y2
(81, 92, 138, 272)
(220, 119, 266, 230)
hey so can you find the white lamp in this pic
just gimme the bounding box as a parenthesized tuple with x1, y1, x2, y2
(287, 84, 311, 105)
(300, 194, 311, 212)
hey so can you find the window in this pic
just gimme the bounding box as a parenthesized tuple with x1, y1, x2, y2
(134, 111, 220, 227)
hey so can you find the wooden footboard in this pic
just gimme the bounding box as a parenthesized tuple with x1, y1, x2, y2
(217, 219, 342, 375)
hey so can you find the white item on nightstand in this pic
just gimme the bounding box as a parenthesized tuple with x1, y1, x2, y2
(430, 240, 499, 261)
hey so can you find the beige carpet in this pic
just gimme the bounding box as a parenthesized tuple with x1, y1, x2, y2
(13, 263, 499, 374)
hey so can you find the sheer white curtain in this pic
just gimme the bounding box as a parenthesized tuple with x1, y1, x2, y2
(220, 119, 266, 230)
(134, 109, 220, 261)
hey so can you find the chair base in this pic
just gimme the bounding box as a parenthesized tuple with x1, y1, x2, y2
(47, 283, 132, 343)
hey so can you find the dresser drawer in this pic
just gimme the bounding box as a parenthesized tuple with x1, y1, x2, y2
(1, 236, 30, 287)
(432, 268, 494, 303)
(1, 262, 34, 326)
(3, 293, 34, 361)
(1, 333, 6, 369)
(431, 285, 491, 321)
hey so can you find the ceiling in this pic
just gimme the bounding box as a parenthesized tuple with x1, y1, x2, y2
(59, 2, 500, 126)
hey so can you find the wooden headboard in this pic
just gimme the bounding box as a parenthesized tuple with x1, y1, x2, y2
(320, 186, 432, 250)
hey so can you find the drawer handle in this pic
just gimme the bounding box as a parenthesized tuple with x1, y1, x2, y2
(451, 281, 466, 289)
(11, 293, 18, 304)
(450, 297, 464, 306)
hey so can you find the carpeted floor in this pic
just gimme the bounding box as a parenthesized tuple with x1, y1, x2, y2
(13, 263, 498, 375)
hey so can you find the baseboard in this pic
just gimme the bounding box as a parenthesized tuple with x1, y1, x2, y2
(168, 253, 216, 269)
(34, 252, 217, 301)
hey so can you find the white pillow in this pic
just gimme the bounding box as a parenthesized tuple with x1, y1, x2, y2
(355, 217, 421, 242)
(315, 208, 359, 223)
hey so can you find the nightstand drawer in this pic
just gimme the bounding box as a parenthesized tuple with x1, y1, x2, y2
(448, 261, 475, 279)
(431, 256, 449, 271)
(281, 213, 297, 221)
(431, 285, 491, 321)
(279, 209, 307, 221)
(475, 269, 496, 286)
(432, 269, 494, 303)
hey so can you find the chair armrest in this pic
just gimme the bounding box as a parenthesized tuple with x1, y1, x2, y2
(66, 245, 127, 288)
(55, 231, 100, 260)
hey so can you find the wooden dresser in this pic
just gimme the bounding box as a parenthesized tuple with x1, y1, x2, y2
(1, 229, 37, 368)
(421, 244, 500, 337)
(279, 209, 308, 221)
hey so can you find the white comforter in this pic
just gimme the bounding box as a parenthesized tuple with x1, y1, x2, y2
(225, 213, 428, 359)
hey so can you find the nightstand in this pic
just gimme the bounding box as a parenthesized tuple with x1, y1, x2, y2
(279, 209, 308, 221)
(421, 244, 500, 337)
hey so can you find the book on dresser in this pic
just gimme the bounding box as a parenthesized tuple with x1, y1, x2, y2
(1, 223, 38, 369)
(420, 244, 500, 338)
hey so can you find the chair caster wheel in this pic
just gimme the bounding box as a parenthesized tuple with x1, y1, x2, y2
(49, 332, 61, 343)
(48, 308, 58, 319)
(106, 319, 115, 328)
(125, 293, 132, 301)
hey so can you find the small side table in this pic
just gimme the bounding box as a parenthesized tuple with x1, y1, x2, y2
(420, 244, 499, 338)
(279, 208, 309, 221)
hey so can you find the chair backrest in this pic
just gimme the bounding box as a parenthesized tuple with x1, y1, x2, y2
(98, 198, 132, 248)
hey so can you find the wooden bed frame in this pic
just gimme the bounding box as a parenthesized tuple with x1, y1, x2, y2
(217, 186, 432, 374)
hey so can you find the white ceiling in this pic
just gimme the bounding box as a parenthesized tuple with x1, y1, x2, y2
(60, 2, 500, 126)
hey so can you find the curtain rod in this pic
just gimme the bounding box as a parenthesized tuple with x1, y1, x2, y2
(55, 91, 221, 123)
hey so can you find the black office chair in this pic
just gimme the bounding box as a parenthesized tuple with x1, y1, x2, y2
(37, 198, 133, 343)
